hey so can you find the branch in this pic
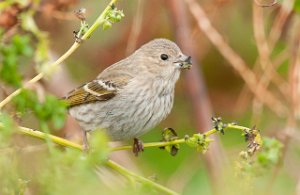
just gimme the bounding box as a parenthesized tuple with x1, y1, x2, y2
(0, 0, 119, 110)
(11, 124, 179, 195)
(17, 125, 83, 150)
(184, 0, 287, 117)
(106, 160, 179, 195)
(14, 122, 252, 153)
(253, 2, 289, 101)
(1, 118, 263, 194)
(268, 0, 294, 50)
(1, 120, 262, 195)
(111, 124, 246, 151)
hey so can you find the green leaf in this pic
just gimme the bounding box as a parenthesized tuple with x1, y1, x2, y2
(0, 34, 33, 86)
(13, 90, 37, 114)
(12, 34, 33, 56)
(1, 44, 17, 56)
(256, 138, 283, 167)
(13, 90, 67, 131)
(0, 57, 21, 87)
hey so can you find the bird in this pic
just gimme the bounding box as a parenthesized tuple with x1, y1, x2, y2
(64, 38, 192, 155)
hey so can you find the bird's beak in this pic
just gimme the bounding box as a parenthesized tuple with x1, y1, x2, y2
(175, 55, 192, 69)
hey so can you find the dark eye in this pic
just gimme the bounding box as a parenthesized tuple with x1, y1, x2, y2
(160, 54, 169, 61)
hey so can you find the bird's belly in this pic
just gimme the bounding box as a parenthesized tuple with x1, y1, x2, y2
(69, 93, 174, 141)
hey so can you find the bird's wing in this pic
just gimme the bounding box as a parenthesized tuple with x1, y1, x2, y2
(65, 77, 127, 107)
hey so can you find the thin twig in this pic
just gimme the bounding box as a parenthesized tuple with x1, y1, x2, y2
(13, 122, 248, 152)
(247, 0, 294, 103)
(106, 160, 179, 195)
(252, 2, 271, 123)
(10, 124, 180, 195)
(17, 125, 83, 150)
(266, 24, 300, 194)
(268, 0, 294, 50)
(2, 121, 254, 194)
(253, 2, 289, 98)
(11, 123, 250, 194)
(252, 2, 284, 123)
(0, 0, 118, 110)
(184, 0, 287, 116)
(235, 47, 289, 114)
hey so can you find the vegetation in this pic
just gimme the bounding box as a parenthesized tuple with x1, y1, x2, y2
(0, 0, 298, 194)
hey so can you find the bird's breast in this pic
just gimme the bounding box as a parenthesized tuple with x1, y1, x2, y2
(122, 77, 175, 129)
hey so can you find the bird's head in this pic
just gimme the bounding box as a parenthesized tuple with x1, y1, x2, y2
(133, 39, 192, 78)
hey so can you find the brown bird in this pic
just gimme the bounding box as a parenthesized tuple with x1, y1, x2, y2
(65, 38, 192, 154)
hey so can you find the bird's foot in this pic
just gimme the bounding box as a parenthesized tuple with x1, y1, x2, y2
(132, 138, 144, 156)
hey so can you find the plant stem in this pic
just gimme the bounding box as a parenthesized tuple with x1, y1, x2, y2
(112, 124, 248, 151)
(17, 125, 83, 150)
(1, 123, 250, 194)
(14, 123, 248, 152)
(81, 0, 117, 40)
(11, 124, 179, 194)
(0, 0, 118, 110)
(106, 160, 179, 195)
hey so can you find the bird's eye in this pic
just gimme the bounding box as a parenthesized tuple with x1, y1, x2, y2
(160, 54, 169, 61)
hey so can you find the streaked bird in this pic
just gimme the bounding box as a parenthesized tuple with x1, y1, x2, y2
(64, 38, 192, 154)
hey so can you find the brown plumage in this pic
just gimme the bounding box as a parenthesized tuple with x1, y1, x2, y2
(64, 38, 192, 151)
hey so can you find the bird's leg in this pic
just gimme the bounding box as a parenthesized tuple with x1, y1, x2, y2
(82, 131, 89, 152)
(132, 138, 144, 156)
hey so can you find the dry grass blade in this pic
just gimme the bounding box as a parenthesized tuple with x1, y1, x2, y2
(268, 0, 295, 50)
(185, 0, 287, 116)
(252, 2, 289, 120)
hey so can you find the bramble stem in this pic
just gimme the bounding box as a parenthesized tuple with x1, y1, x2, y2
(17, 125, 83, 150)
(0, 0, 118, 110)
(0, 123, 250, 194)
(12, 124, 179, 194)
(106, 160, 179, 195)
(112, 124, 248, 151)
(15, 123, 248, 152)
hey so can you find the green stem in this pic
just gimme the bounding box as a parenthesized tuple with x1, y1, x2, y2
(12, 124, 179, 194)
(2, 123, 250, 194)
(15, 123, 248, 152)
(81, 0, 117, 40)
(106, 160, 179, 195)
(112, 124, 249, 151)
(14, 123, 249, 152)
(17, 125, 83, 150)
(0, 0, 118, 110)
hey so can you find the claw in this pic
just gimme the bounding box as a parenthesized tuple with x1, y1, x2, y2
(132, 138, 144, 156)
